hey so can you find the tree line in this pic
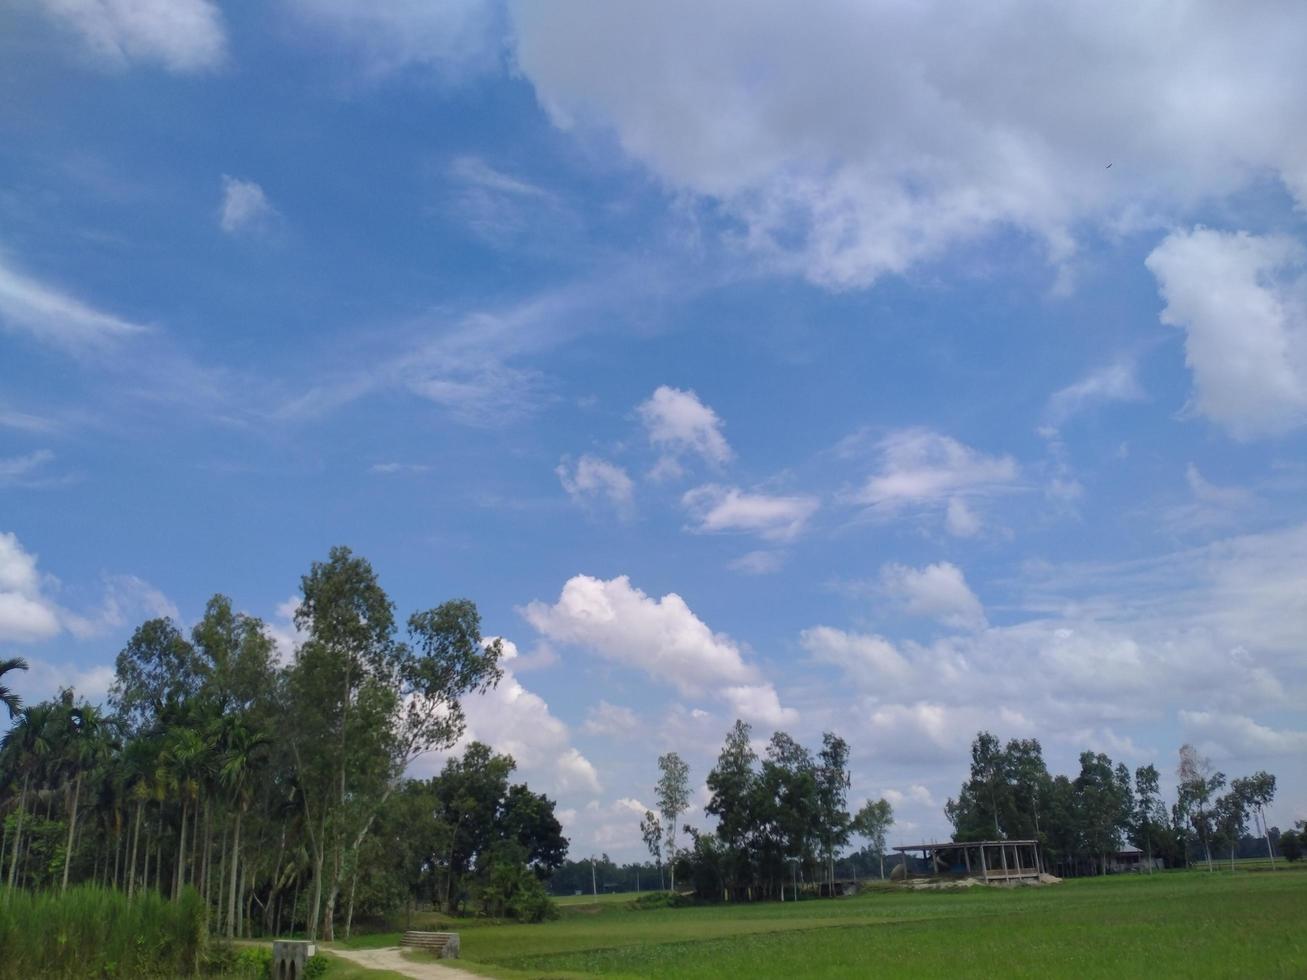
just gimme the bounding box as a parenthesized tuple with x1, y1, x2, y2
(0, 547, 568, 937)
(637, 722, 1292, 901)
(639, 720, 894, 901)
(946, 732, 1282, 875)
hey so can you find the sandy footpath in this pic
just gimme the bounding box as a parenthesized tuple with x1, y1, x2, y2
(328, 945, 478, 979)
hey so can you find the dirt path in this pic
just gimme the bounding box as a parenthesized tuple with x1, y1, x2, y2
(328, 945, 477, 979)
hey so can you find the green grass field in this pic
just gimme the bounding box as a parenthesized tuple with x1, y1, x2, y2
(355, 868, 1307, 979)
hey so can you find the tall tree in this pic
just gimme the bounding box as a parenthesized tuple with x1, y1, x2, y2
(1133, 764, 1162, 873)
(640, 810, 663, 890)
(852, 798, 894, 879)
(655, 752, 690, 894)
(815, 732, 851, 890)
(1, 702, 57, 890)
(1234, 771, 1277, 869)
(217, 717, 270, 938)
(0, 657, 28, 719)
(287, 547, 502, 938)
(110, 619, 204, 736)
(705, 720, 757, 898)
(1176, 744, 1223, 871)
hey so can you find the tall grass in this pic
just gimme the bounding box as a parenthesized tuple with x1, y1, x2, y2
(0, 885, 207, 979)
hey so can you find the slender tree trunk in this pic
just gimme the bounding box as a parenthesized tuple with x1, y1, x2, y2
(227, 808, 242, 939)
(7, 773, 27, 890)
(112, 824, 122, 889)
(173, 799, 189, 900)
(189, 797, 201, 888)
(308, 839, 325, 941)
(290, 874, 301, 938)
(155, 815, 164, 894)
(236, 856, 246, 938)
(344, 869, 358, 940)
(61, 771, 83, 893)
(1260, 807, 1276, 869)
(141, 816, 151, 898)
(216, 814, 229, 936)
(200, 798, 211, 906)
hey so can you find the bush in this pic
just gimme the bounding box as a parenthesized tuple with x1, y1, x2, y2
(304, 954, 330, 978)
(628, 891, 696, 911)
(1280, 830, 1302, 862)
(232, 945, 273, 978)
(0, 885, 207, 979)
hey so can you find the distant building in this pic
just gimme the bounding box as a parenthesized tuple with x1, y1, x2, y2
(891, 840, 1044, 883)
(1106, 849, 1164, 873)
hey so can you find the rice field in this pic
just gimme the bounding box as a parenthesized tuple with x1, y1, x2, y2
(355, 867, 1307, 979)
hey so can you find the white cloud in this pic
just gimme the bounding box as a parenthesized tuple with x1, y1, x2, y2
(801, 626, 912, 686)
(0, 532, 177, 646)
(854, 429, 1017, 534)
(369, 461, 432, 475)
(682, 484, 818, 541)
(727, 550, 785, 575)
(513, 2, 1307, 288)
(557, 455, 635, 518)
(219, 176, 278, 236)
(1179, 710, 1307, 759)
(637, 386, 732, 471)
(880, 561, 987, 631)
(0, 254, 148, 352)
(1045, 360, 1143, 427)
(523, 573, 797, 726)
(265, 596, 306, 665)
(523, 574, 755, 693)
(284, 0, 503, 78)
(582, 700, 639, 737)
(38, 0, 226, 72)
(945, 497, 980, 538)
(60, 574, 180, 640)
(0, 532, 62, 643)
(1146, 228, 1307, 439)
(9, 659, 115, 706)
(449, 156, 550, 199)
(882, 784, 934, 808)
(0, 450, 57, 488)
(720, 683, 798, 727)
(418, 659, 602, 796)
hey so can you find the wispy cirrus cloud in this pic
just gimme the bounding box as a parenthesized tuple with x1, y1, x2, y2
(0, 254, 148, 353)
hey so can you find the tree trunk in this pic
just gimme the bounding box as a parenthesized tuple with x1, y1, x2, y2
(7, 773, 27, 890)
(61, 771, 83, 893)
(155, 814, 164, 893)
(174, 799, 189, 900)
(308, 840, 325, 941)
(190, 797, 201, 888)
(344, 869, 358, 940)
(200, 798, 212, 907)
(141, 817, 151, 898)
(1260, 807, 1276, 869)
(227, 807, 243, 939)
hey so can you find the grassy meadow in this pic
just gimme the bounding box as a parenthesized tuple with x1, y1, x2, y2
(336, 868, 1307, 979)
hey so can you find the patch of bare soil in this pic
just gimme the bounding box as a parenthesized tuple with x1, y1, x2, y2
(328, 946, 475, 979)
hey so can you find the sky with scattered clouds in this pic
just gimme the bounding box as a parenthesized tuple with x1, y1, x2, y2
(3, 0, 1307, 856)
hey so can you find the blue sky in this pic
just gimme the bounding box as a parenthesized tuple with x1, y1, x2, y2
(3, 0, 1307, 856)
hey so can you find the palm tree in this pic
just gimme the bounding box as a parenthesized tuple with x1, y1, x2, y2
(0, 657, 28, 719)
(217, 717, 270, 938)
(58, 702, 112, 892)
(156, 726, 211, 900)
(1, 702, 56, 890)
